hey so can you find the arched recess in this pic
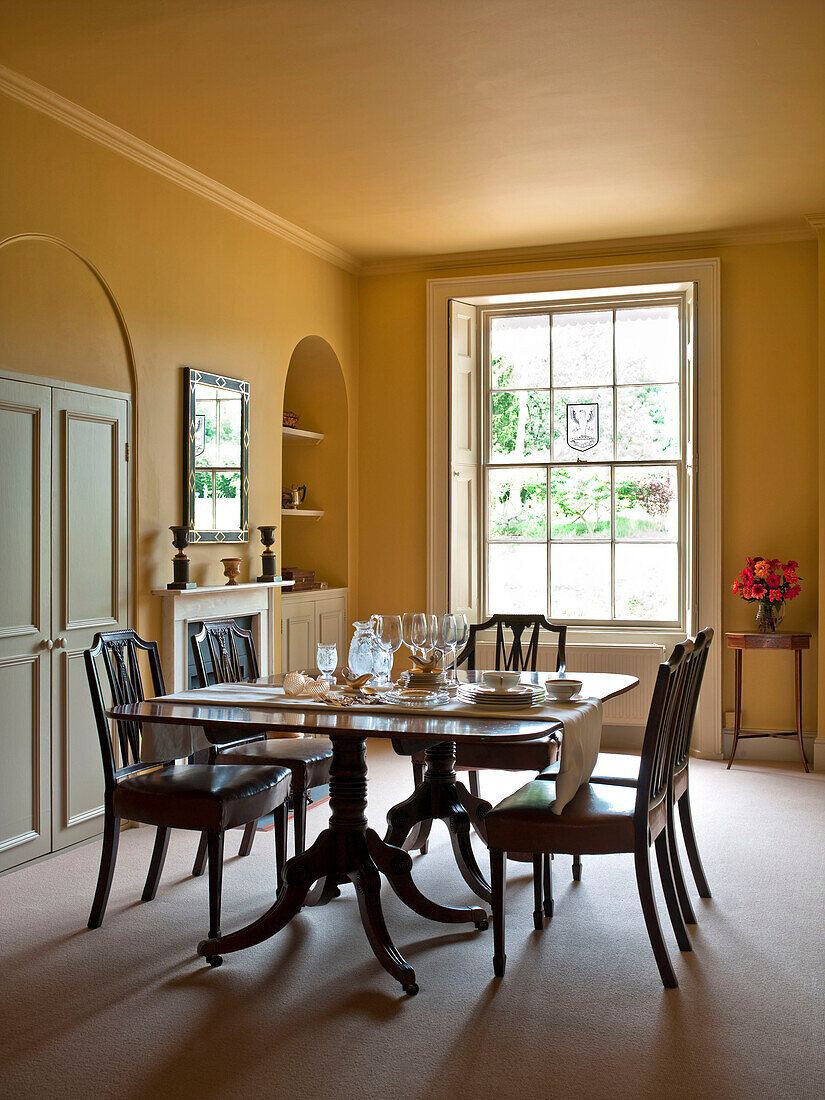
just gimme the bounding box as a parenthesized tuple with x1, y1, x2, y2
(0, 233, 139, 622)
(281, 336, 348, 589)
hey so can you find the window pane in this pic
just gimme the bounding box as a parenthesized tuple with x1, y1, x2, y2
(616, 384, 679, 459)
(615, 306, 679, 384)
(615, 544, 678, 620)
(553, 388, 613, 461)
(550, 544, 611, 619)
(615, 467, 678, 540)
(491, 391, 552, 461)
(217, 394, 242, 467)
(550, 467, 611, 539)
(488, 544, 547, 614)
(490, 315, 550, 388)
(489, 468, 547, 539)
(215, 471, 241, 529)
(194, 469, 214, 529)
(195, 395, 218, 467)
(551, 311, 613, 387)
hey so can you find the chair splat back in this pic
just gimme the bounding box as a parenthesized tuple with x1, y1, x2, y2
(635, 640, 691, 824)
(84, 629, 169, 788)
(458, 614, 567, 674)
(671, 628, 713, 774)
(192, 619, 260, 687)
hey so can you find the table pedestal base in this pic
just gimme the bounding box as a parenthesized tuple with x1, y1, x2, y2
(197, 735, 488, 994)
(385, 741, 494, 903)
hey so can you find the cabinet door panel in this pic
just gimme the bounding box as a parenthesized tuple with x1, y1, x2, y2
(0, 378, 51, 871)
(52, 390, 129, 850)
(283, 608, 314, 672)
(315, 595, 347, 660)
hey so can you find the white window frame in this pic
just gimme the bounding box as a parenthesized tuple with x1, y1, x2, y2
(426, 259, 721, 758)
(480, 290, 693, 630)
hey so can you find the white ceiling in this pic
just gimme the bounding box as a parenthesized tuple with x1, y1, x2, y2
(1, 0, 824, 261)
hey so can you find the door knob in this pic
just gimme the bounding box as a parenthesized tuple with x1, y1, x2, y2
(42, 638, 54, 651)
(54, 636, 67, 649)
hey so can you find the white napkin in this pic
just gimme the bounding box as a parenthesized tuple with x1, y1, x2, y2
(541, 697, 603, 814)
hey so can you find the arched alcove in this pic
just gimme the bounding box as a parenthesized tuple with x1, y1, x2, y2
(281, 336, 348, 588)
(0, 236, 134, 396)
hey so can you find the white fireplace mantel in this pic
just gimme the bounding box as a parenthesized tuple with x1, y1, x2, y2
(152, 580, 294, 691)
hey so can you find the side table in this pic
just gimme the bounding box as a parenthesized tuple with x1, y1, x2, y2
(725, 632, 811, 772)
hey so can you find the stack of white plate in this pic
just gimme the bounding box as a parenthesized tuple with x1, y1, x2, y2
(404, 669, 448, 687)
(457, 683, 544, 709)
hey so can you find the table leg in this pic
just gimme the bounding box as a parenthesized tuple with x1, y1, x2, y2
(198, 734, 487, 993)
(385, 741, 494, 903)
(728, 649, 742, 769)
(795, 650, 809, 772)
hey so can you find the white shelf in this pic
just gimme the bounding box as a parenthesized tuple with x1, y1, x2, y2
(282, 425, 324, 445)
(281, 508, 325, 519)
(152, 579, 295, 597)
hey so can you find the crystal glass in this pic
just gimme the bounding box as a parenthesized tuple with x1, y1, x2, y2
(439, 613, 458, 683)
(402, 612, 428, 657)
(316, 642, 337, 684)
(372, 614, 403, 685)
(453, 611, 469, 682)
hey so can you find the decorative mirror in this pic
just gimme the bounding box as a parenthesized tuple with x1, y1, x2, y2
(184, 367, 249, 542)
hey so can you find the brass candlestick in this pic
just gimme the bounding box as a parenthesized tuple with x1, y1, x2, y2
(257, 524, 280, 582)
(167, 526, 196, 590)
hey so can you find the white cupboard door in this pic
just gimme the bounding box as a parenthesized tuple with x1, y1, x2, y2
(315, 595, 347, 662)
(0, 378, 52, 871)
(282, 605, 315, 672)
(51, 389, 129, 851)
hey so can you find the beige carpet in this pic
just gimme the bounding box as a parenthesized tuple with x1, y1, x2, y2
(1, 744, 823, 1100)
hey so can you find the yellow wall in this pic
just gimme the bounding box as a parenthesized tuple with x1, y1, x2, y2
(0, 94, 359, 656)
(357, 242, 820, 733)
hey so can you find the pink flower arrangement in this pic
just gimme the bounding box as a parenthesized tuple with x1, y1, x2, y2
(731, 557, 801, 605)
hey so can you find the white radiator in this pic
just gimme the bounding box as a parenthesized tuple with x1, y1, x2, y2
(473, 640, 663, 726)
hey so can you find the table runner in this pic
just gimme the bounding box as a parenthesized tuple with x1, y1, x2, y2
(139, 683, 603, 810)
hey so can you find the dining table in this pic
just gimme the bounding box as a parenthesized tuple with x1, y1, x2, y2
(108, 669, 637, 995)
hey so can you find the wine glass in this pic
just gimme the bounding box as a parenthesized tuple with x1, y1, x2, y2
(452, 611, 469, 683)
(316, 642, 338, 684)
(373, 614, 402, 685)
(439, 613, 458, 683)
(403, 612, 428, 657)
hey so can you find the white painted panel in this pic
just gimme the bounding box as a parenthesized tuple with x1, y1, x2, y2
(284, 611, 314, 672)
(52, 389, 129, 850)
(450, 466, 479, 621)
(315, 593, 347, 657)
(450, 300, 478, 467)
(0, 376, 51, 871)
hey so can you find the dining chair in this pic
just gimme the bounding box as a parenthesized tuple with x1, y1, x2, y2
(190, 618, 333, 873)
(410, 615, 568, 847)
(486, 641, 693, 988)
(85, 629, 291, 963)
(536, 628, 713, 920)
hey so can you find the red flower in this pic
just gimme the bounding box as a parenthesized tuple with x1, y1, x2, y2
(741, 567, 754, 584)
(743, 585, 753, 599)
(746, 557, 756, 567)
(769, 558, 781, 569)
(768, 589, 782, 602)
(732, 580, 739, 594)
(786, 584, 801, 600)
(767, 573, 781, 588)
(787, 560, 798, 570)
(751, 583, 766, 599)
(785, 569, 798, 584)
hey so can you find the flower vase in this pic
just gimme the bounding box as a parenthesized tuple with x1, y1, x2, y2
(755, 598, 784, 633)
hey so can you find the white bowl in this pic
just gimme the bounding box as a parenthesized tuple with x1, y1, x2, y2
(544, 678, 582, 701)
(482, 670, 521, 689)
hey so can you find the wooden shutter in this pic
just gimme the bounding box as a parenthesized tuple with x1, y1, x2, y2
(448, 299, 480, 621)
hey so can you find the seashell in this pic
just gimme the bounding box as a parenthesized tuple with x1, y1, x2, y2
(410, 649, 439, 671)
(303, 678, 330, 699)
(340, 667, 372, 688)
(283, 671, 307, 697)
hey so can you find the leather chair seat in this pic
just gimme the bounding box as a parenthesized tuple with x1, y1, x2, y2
(486, 780, 638, 855)
(216, 737, 333, 791)
(113, 764, 291, 832)
(539, 751, 640, 788)
(454, 733, 561, 773)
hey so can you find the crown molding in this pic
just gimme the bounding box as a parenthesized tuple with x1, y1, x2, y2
(806, 213, 825, 231)
(0, 64, 360, 274)
(361, 222, 816, 276)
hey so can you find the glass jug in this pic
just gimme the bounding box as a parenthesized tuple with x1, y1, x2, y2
(348, 620, 377, 678)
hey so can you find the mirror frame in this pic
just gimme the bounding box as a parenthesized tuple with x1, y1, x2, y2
(183, 367, 250, 543)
